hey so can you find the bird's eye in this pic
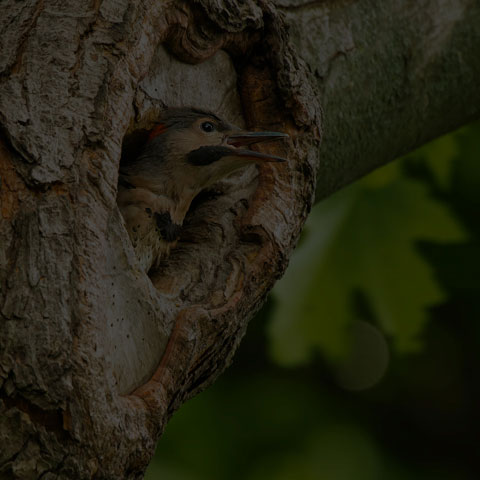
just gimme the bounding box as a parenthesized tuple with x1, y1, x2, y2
(201, 121, 215, 133)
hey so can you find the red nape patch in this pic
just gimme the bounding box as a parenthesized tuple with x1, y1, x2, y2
(148, 123, 167, 142)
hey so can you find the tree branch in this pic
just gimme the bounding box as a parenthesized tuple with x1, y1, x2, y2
(277, 0, 480, 199)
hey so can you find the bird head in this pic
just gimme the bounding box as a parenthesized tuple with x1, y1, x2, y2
(121, 108, 288, 198)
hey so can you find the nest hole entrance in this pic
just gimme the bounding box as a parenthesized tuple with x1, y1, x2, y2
(118, 124, 261, 289)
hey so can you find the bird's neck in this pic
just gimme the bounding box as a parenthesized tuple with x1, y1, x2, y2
(119, 173, 198, 226)
(155, 190, 196, 226)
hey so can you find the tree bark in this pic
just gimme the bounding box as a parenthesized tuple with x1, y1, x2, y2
(277, 0, 480, 199)
(0, 0, 478, 478)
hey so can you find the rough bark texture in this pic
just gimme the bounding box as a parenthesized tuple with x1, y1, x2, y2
(277, 0, 480, 199)
(0, 0, 478, 478)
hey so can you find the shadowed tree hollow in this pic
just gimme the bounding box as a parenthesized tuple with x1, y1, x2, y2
(0, 0, 479, 478)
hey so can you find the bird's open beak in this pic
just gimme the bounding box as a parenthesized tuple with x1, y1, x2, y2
(226, 131, 289, 162)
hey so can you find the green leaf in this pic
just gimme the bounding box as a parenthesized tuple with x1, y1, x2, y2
(269, 164, 466, 366)
(417, 134, 457, 190)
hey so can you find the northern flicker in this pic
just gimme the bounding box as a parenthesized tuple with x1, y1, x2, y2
(117, 108, 287, 272)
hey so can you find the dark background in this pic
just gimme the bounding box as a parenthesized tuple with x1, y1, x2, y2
(146, 121, 480, 480)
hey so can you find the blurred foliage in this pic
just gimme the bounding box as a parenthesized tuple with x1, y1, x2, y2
(146, 121, 480, 480)
(269, 151, 465, 365)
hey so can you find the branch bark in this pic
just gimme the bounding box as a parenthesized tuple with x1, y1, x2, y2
(277, 0, 480, 199)
(0, 0, 478, 478)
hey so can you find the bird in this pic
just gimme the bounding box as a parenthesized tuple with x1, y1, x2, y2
(117, 107, 288, 273)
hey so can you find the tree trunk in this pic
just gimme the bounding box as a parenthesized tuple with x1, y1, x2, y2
(0, 0, 478, 478)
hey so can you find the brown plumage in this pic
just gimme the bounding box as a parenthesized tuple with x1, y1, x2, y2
(117, 108, 288, 272)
